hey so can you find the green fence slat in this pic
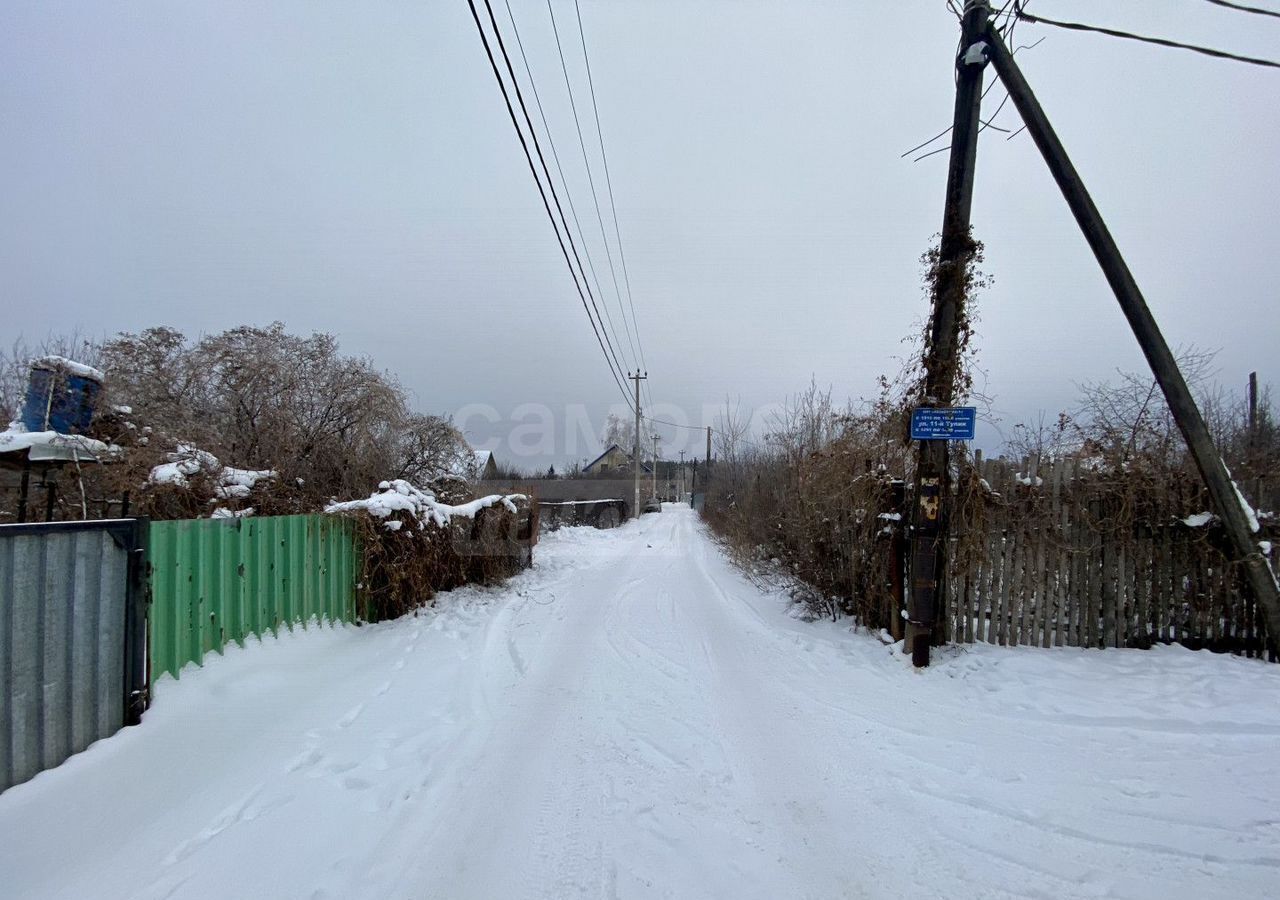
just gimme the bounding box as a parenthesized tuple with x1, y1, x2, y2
(306, 516, 318, 626)
(147, 515, 358, 685)
(224, 519, 242, 648)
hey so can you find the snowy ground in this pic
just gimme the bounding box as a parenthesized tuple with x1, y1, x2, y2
(2, 505, 1279, 899)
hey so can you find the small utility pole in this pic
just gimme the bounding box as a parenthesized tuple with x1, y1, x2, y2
(651, 432, 660, 500)
(630, 371, 647, 519)
(984, 23, 1280, 658)
(679, 449, 686, 501)
(706, 426, 712, 466)
(1248, 372, 1261, 506)
(907, 0, 991, 668)
(1249, 372, 1259, 433)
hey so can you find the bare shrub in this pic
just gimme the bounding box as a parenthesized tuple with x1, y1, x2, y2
(339, 496, 537, 621)
(2, 324, 474, 521)
(702, 383, 910, 628)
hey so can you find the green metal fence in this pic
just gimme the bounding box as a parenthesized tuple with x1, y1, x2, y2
(148, 515, 358, 683)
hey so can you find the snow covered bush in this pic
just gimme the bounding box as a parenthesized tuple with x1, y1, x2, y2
(140, 444, 276, 519)
(325, 480, 537, 621)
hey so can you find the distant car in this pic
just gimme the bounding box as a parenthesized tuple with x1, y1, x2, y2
(643, 496, 662, 514)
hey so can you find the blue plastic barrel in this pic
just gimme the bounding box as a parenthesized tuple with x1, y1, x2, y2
(18, 366, 54, 431)
(18, 361, 103, 434)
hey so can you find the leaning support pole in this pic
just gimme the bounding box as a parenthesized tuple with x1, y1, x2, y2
(985, 24, 1280, 657)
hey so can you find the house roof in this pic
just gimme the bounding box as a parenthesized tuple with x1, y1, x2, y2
(441, 446, 497, 481)
(585, 444, 652, 473)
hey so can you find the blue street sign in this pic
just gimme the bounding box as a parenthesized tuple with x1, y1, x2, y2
(911, 406, 977, 441)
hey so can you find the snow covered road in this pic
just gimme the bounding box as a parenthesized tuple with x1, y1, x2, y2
(3, 505, 1279, 899)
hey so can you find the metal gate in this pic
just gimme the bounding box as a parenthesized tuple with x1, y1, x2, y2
(0, 519, 148, 793)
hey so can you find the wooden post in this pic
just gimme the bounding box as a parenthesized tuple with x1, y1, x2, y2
(651, 432, 659, 500)
(985, 25, 1280, 657)
(630, 371, 646, 519)
(907, 0, 991, 667)
(17, 456, 32, 523)
(888, 478, 907, 642)
(1249, 372, 1261, 507)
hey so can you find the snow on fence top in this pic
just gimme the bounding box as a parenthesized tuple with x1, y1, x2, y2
(148, 444, 276, 499)
(325, 479, 527, 530)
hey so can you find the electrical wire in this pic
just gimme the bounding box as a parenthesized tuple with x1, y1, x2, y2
(465, 0, 634, 410)
(544, 0, 642, 397)
(501, 0, 624, 377)
(477, 0, 636, 407)
(644, 415, 770, 452)
(572, 0, 652, 411)
(901, 34, 1042, 160)
(480, 0, 635, 399)
(1203, 0, 1280, 20)
(1013, 1, 1280, 68)
(912, 97, 1014, 162)
(646, 416, 707, 431)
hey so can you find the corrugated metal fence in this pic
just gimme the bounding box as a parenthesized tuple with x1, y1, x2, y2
(148, 515, 359, 683)
(0, 519, 147, 792)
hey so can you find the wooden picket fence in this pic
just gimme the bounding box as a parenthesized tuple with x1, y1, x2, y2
(941, 455, 1277, 659)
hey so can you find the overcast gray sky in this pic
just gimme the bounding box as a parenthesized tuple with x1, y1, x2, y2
(2, 1, 1277, 469)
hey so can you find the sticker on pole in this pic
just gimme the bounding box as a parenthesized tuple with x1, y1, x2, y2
(911, 406, 977, 441)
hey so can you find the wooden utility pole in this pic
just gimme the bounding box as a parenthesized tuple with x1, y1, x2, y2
(1249, 372, 1259, 434)
(630, 371, 647, 519)
(1248, 373, 1261, 507)
(679, 449, 686, 501)
(651, 432, 660, 500)
(706, 426, 712, 466)
(984, 24, 1280, 658)
(907, 0, 991, 668)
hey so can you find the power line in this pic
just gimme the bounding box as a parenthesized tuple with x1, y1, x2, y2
(1204, 0, 1280, 20)
(644, 415, 769, 452)
(912, 89, 1014, 162)
(646, 416, 705, 432)
(543, 0, 641, 396)
(479, 0, 635, 396)
(465, 0, 634, 410)
(571, 0, 642, 375)
(572, 0, 651, 408)
(1013, 1, 1280, 68)
(901, 35, 1041, 161)
(500, 0, 626, 379)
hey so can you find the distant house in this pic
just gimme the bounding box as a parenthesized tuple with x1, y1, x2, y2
(442, 447, 499, 481)
(584, 444, 651, 476)
(473, 449, 498, 480)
